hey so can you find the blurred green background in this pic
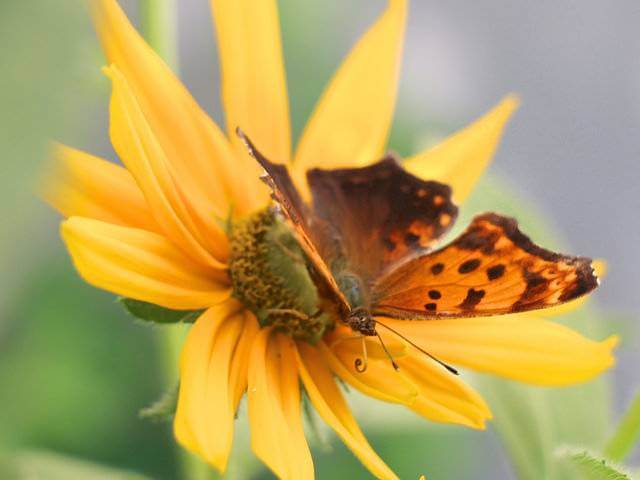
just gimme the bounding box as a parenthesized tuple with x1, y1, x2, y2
(0, 1, 637, 479)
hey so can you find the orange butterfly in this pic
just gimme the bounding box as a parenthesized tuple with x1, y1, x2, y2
(237, 129, 599, 373)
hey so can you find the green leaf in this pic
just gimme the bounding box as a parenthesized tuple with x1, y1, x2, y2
(3, 450, 150, 479)
(556, 447, 632, 480)
(604, 391, 640, 463)
(139, 384, 179, 422)
(120, 298, 204, 324)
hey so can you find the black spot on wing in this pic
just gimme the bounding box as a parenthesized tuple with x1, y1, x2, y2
(431, 263, 444, 275)
(486, 264, 506, 280)
(383, 237, 396, 251)
(459, 288, 485, 310)
(458, 258, 481, 274)
(404, 232, 420, 246)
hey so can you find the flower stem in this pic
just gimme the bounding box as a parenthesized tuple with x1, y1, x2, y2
(140, 0, 178, 71)
(138, 2, 211, 479)
(603, 391, 640, 463)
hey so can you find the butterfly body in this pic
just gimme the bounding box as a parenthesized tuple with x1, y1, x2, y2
(236, 129, 599, 369)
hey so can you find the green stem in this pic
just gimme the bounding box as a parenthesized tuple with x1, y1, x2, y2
(140, 0, 178, 70)
(138, 2, 210, 479)
(603, 391, 640, 463)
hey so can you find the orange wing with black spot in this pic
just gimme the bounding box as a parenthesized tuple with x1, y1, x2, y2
(371, 213, 599, 318)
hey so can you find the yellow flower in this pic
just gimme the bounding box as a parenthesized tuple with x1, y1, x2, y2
(43, 1, 617, 479)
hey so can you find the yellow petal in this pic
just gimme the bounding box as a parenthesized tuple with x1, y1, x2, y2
(397, 354, 492, 429)
(293, 0, 408, 195)
(325, 325, 408, 359)
(248, 330, 313, 480)
(297, 343, 399, 480)
(404, 95, 519, 204)
(320, 340, 418, 405)
(106, 65, 228, 268)
(43, 144, 158, 232)
(384, 316, 618, 386)
(91, 0, 260, 215)
(174, 304, 245, 472)
(61, 216, 230, 309)
(229, 311, 261, 408)
(210, 0, 291, 164)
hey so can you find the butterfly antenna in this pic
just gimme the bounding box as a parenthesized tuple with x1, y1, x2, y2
(375, 331, 400, 371)
(375, 320, 459, 375)
(354, 335, 369, 373)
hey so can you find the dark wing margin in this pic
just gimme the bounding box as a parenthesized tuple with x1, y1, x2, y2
(371, 212, 599, 319)
(307, 157, 459, 283)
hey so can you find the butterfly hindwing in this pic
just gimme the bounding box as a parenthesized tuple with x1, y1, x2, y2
(307, 157, 458, 283)
(236, 129, 350, 314)
(371, 213, 598, 318)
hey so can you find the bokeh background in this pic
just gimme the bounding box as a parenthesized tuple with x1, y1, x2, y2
(1, 1, 638, 479)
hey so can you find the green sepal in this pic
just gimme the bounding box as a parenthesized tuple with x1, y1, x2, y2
(139, 384, 179, 423)
(213, 202, 235, 236)
(120, 298, 204, 324)
(556, 447, 632, 480)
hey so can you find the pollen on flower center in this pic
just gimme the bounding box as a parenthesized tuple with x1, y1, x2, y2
(228, 208, 333, 343)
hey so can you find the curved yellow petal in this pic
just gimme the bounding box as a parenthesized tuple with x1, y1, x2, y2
(43, 144, 159, 232)
(61, 217, 230, 309)
(404, 95, 519, 204)
(397, 355, 492, 429)
(320, 341, 417, 405)
(384, 316, 618, 386)
(106, 65, 228, 268)
(248, 330, 313, 480)
(91, 0, 261, 215)
(325, 325, 408, 359)
(297, 343, 399, 480)
(229, 311, 261, 408)
(210, 0, 291, 164)
(174, 304, 246, 472)
(293, 0, 408, 195)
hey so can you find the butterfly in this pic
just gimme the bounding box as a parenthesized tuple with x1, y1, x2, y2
(237, 129, 599, 373)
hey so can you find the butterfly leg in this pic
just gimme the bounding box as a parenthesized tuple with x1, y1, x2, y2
(266, 308, 312, 321)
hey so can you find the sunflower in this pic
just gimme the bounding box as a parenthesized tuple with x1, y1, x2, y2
(44, 1, 617, 479)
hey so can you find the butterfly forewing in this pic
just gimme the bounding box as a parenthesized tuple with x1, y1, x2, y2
(307, 157, 458, 284)
(371, 213, 598, 318)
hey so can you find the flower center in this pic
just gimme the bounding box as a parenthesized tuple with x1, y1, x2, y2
(228, 208, 333, 343)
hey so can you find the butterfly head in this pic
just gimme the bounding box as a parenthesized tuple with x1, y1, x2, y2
(347, 307, 377, 336)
